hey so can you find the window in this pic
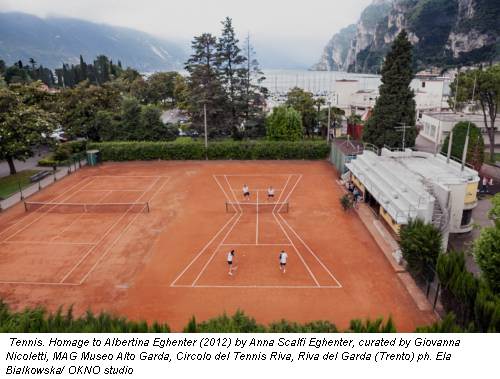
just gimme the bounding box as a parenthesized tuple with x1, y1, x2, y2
(422, 81, 426, 88)
(461, 209, 472, 227)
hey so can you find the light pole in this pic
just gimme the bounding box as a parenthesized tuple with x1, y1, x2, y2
(327, 101, 331, 143)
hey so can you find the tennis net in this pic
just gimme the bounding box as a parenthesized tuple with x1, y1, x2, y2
(24, 201, 150, 214)
(225, 201, 289, 213)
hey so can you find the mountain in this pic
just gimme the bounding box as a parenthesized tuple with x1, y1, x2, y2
(0, 12, 186, 72)
(313, 0, 500, 73)
(311, 24, 357, 71)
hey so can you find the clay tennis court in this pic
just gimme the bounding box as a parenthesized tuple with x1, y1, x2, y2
(0, 161, 435, 331)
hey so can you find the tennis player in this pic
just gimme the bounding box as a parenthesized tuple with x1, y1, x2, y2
(267, 186, 275, 200)
(279, 250, 288, 273)
(242, 184, 250, 200)
(227, 250, 235, 275)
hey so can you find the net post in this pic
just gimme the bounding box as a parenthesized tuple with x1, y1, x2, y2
(225, 202, 228, 213)
(146, 202, 150, 213)
(24, 201, 28, 212)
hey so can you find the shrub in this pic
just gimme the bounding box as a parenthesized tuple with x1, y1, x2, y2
(473, 226, 500, 294)
(87, 140, 330, 161)
(340, 194, 353, 211)
(400, 219, 442, 282)
(441, 121, 485, 170)
(266, 106, 303, 141)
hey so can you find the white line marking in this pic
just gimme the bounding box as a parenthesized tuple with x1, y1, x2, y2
(191, 212, 243, 286)
(272, 209, 320, 287)
(230, 188, 283, 191)
(273, 175, 292, 213)
(0, 281, 80, 286)
(2, 241, 95, 246)
(222, 174, 294, 177)
(277, 212, 342, 288)
(171, 285, 341, 289)
(170, 213, 238, 286)
(50, 190, 112, 242)
(78, 176, 171, 284)
(78, 189, 145, 192)
(60, 177, 161, 284)
(0, 176, 95, 241)
(213, 175, 237, 213)
(225, 175, 242, 213)
(220, 243, 293, 246)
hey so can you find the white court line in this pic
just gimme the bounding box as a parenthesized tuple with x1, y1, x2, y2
(191, 212, 243, 286)
(78, 189, 145, 192)
(224, 175, 243, 213)
(170, 213, 238, 287)
(220, 244, 292, 247)
(59, 177, 161, 284)
(213, 175, 237, 213)
(0, 175, 95, 242)
(2, 241, 95, 246)
(78, 176, 172, 284)
(50, 190, 112, 242)
(0, 281, 79, 286)
(231, 188, 283, 191)
(273, 175, 292, 214)
(276, 174, 302, 213)
(256, 191, 259, 244)
(172, 284, 341, 289)
(272, 205, 320, 287)
(223, 174, 294, 177)
(89, 175, 170, 178)
(278, 213, 342, 288)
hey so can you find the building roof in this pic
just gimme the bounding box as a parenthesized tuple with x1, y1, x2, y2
(346, 148, 479, 224)
(333, 139, 364, 155)
(422, 112, 486, 123)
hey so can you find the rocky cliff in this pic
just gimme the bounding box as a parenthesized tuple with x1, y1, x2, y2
(313, 0, 500, 73)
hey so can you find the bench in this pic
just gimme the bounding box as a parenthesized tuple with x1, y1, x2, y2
(30, 170, 52, 183)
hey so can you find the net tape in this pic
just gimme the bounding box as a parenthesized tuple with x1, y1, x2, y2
(225, 201, 289, 213)
(24, 201, 150, 214)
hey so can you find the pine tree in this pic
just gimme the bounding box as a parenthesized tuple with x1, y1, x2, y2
(363, 30, 416, 149)
(242, 33, 267, 124)
(185, 33, 227, 136)
(216, 17, 247, 138)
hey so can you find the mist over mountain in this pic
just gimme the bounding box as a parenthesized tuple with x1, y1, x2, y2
(0, 12, 186, 72)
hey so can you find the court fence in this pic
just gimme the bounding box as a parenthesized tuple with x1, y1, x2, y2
(0, 156, 87, 213)
(408, 264, 444, 317)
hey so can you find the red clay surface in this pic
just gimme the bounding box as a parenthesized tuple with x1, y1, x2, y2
(0, 161, 436, 331)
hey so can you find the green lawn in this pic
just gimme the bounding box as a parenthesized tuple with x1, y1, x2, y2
(0, 170, 39, 200)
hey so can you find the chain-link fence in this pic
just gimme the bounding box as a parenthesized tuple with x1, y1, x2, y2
(0, 155, 87, 213)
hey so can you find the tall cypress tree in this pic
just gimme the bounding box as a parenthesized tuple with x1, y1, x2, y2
(363, 30, 416, 149)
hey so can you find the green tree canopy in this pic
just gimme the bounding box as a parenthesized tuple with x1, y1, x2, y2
(474, 222, 500, 294)
(363, 30, 416, 149)
(266, 106, 303, 141)
(400, 218, 442, 281)
(449, 65, 500, 162)
(441, 121, 485, 171)
(285, 87, 316, 137)
(0, 83, 57, 174)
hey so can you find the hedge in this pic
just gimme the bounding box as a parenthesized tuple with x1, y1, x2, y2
(87, 140, 330, 161)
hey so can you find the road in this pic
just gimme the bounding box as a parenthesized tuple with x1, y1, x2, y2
(0, 147, 50, 177)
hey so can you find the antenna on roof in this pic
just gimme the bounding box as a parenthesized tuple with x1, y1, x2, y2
(461, 73, 477, 172)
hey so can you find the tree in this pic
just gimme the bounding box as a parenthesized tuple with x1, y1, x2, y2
(185, 33, 227, 136)
(441, 121, 485, 170)
(363, 30, 416, 149)
(450, 65, 500, 162)
(285, 87, 316, 137)
(241, 34, 267, 126)
(140, 105, 178, 141)
(474, 207, 500, 294)
(0, 84, 56, 174)
(120, 97, 142, 140)
(145, 72, 181, 105)
(266, 106, 303, 141)
(489, 193, 500, 228)
(400, 218, 442, 282)
(216, 17, 247, 138)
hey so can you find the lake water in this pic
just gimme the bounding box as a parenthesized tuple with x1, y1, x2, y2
(262, 69, 382, 95)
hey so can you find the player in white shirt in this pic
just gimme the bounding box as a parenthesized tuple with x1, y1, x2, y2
(279, 250, 288, 273)
(267, 186, 275, 201)
(227, 250, 235, 275)
(242, 184, 250, 200)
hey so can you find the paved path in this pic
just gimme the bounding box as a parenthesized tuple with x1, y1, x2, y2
(0, 147, 50, 177)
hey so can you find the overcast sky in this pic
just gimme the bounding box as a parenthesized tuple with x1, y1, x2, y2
(1, 0, 373, 68)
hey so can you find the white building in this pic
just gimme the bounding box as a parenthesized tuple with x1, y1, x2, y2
(419, 112, 500, 151)
(345, 148, 479, 248)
